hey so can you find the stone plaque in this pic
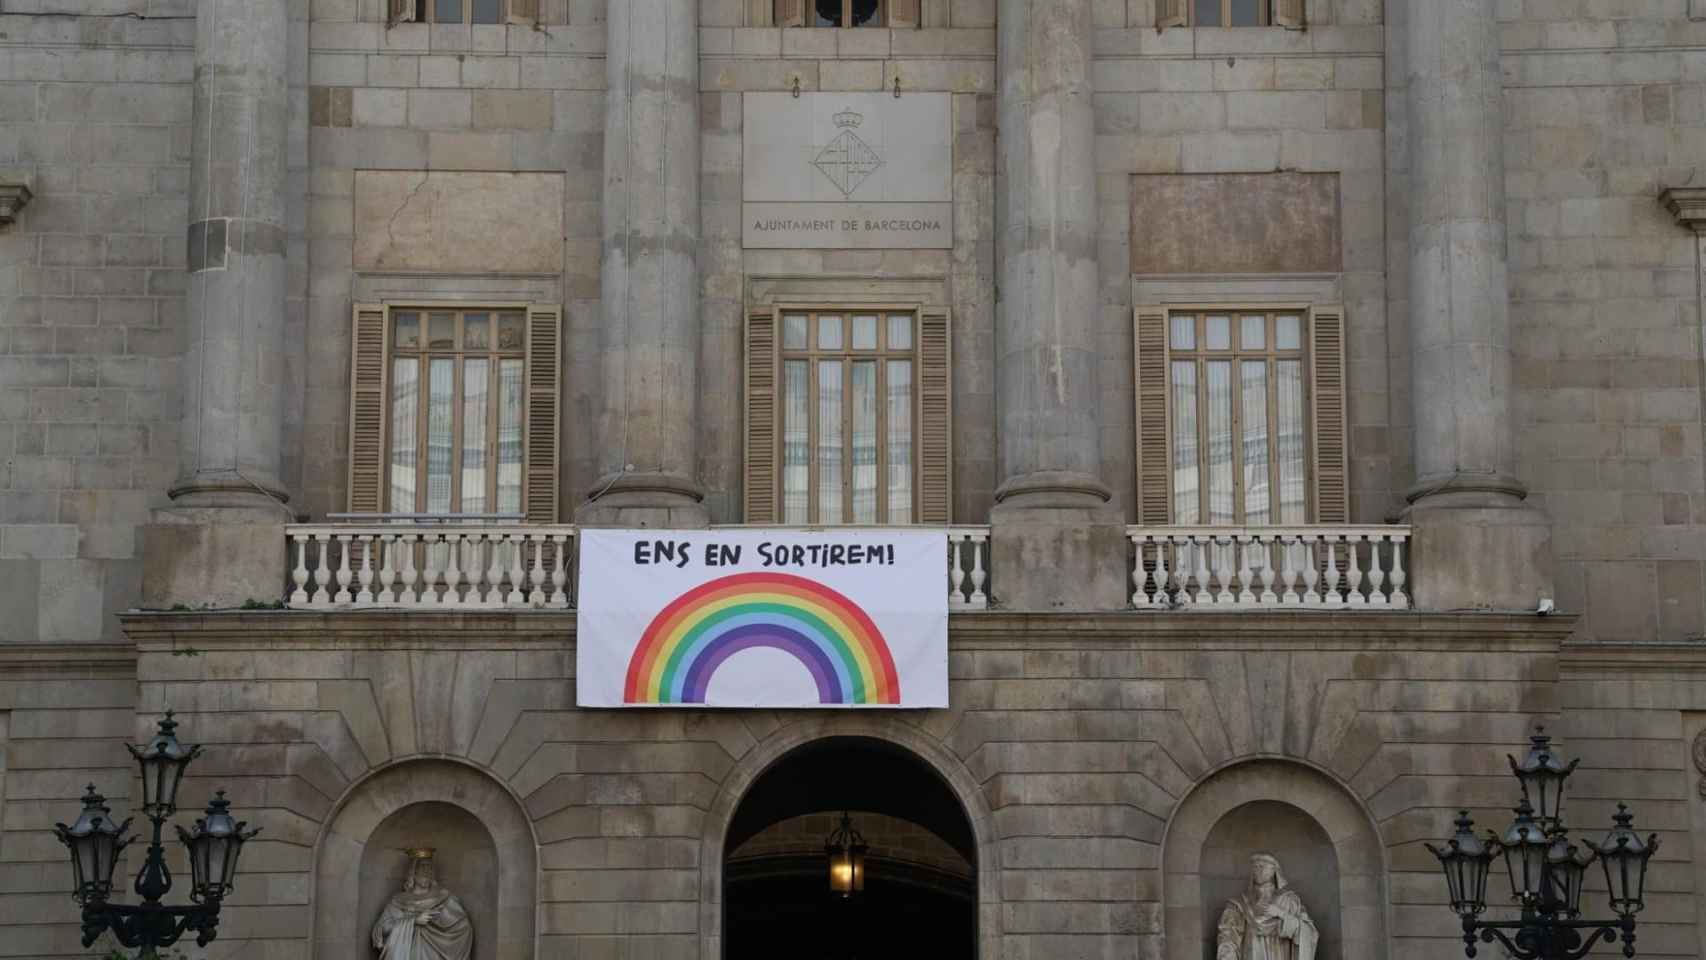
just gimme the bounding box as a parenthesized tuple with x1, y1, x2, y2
(1130, 172, 1340, 275)
(742, 92, 952, 249)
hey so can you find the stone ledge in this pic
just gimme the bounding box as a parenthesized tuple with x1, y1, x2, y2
(0, 641, 137, 677)
(119, 608, 1580, 651)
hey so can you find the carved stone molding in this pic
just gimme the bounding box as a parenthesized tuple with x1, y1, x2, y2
(1660, 187, 1706, 234)
(0, 183, 31, 226)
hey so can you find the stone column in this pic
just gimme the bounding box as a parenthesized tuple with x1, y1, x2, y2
(1403, 0, 1551, 609)
(989, 0, 1124, 610)
(142, 0, 293, 607)
(578, 0, 707, 527)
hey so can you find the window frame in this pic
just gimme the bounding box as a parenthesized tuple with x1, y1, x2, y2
(782, 0, 893, 27)
(776, 305, 921, 525)
(1163, 307, 1313, 526)
(1188, 0, 1270, 26)
(416, 0, 509, 24)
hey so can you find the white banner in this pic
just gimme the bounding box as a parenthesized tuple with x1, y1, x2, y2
(576, 529, 948, 709)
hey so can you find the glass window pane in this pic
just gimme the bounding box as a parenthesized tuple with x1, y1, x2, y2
(814, 0, 840, 26)
(818, 360, 844, 523)
(1276, 314, 1302, 350)
(460, 360, 488, 513)
(1277, 359, 1307, 523)
(1230, 0, 1261, 25)
(783, 361, 810, 524)
(1241, 360, 1270, 525)
(394, 312, 420, 350)
(463, 313, 489, 350)
(497, 313, 525, 351)
(1170, 315, 1195, 351)
(851, 0, 880, 26)
(1240, 314, 1265, 350)
(887, 360, 912, 524)
(471, 0, 501, 22)
(390, 359, 419, 511)
(426, 358, 455, 513)
(1205, 315, 1231, 350)
(428, 312, 455, 350)
(888, 313, 912, 350)
(851, 361, 878, 523)
(1194, 0, 1221, 25)
(852, 314, 878, 350)
(818, 314, 843, 350)
(497, 359, 523, 514)
(1170, 361, 1198, 524)
(1206, 360, 1234, 525)
(435, 0, 461, 22)
(783, 314, 809, 350)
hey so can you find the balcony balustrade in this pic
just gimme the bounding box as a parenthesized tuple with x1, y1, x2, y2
(283, 521, 1410, 611)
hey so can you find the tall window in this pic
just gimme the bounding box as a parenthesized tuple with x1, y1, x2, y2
(779, 310, 916, 524)
(388, 308, 526, 514)
(389, 0, 536, 25)
(1167, 310, 1308, 525)
(775, 0, 920, 27)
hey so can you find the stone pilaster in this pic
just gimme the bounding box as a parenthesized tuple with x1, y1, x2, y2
(578, 0, 707, 527)
(141, 0, 293, 608)
(1402, 0, 1551, 610)
(989, 0, 1124, 610)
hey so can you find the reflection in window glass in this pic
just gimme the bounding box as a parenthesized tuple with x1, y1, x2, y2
(852, 314, 878, 350)
(1171, 315, 1195, 351)
(814, 0, 839, 26)
(394, 312, 420, 349)
(887, 360, 912, 524)
(497, 359, 523, 514)
(783, 361, 810, 523)
(460, 360, 488, 513)
(851, 361, 878, 523)
(1276, 314, 1302, 350)
(435, 0, 460, 23)
(1205, 315, 1231, 350)
(390, 359, 418, 513)
(1205, 361, 1234, 524)
(1229, 0, 1262, 25)
(471, 0, 501, 22)
(1240, 360, 1269, 524)
(1194, 0, 1222, 25)
(1170, 361, 1198, 524)
(818, 360, 844, 523)
(1277, 360, 1306, 523)
(783, 314, 809, 350)
(429, 312, 455, 349)
(888, 313, 911, 350)
(850, 0, 881, 26)
(426, 358, 455, 513)
(463, 313, 489, 350)
(1240, 314, 1265, 350)
(818, 314, 843, 350)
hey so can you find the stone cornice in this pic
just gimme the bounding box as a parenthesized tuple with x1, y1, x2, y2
(0, 641, 137, 676)
(1659, 186, 1706, 234)
(1558, 640, 1706, 675)
(120, 608, 1579, 652)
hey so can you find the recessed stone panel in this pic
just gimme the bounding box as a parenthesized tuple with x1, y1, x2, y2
(353, 171, 565, 274)
(1130, 172, 1340, 275)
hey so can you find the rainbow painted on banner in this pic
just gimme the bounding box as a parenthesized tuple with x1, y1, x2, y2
(623, 572, 900, 705)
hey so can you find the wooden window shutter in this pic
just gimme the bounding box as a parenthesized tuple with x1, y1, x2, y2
(1273, 0, 1306, 30)
(744, 308, 779, 522)
(888, 0, 921, 28)
(348, 304, 390, 513)
(1309, 305, 1348, 524)
(775, 0, 805, 27)
(1156, 0, 1186, 30)
(918, 307, 952, 523)
(1134, 305, 1171, 524)
(524, 304, 562, 524)
(387, 0, 416, 26)
(507, 0, 539, 26)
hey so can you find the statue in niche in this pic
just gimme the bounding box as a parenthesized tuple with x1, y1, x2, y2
(1216, 852, 1318, 960)
(372, 848, 474, 960)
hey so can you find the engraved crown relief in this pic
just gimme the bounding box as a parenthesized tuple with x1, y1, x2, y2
(813, 107, 884, 199)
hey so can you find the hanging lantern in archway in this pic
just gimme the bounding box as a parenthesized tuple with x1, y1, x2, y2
(825, 812, 867, 897)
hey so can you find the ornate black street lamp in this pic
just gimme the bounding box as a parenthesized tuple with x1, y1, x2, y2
(825, 811, 867, 897)
(53, 712, 259, 959)
(1427, 727, 1658, 960)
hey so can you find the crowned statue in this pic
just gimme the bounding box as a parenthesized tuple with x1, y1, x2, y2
(1215, 852, 1318, 960)
(372, 848, 474, 960)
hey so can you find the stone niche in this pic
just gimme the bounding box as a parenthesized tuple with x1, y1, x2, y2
(1131, 172, 1341, 275)
(359, 802, 498, 960)
(315, 759, 537, 960)
(1200, 800, 1342, 960)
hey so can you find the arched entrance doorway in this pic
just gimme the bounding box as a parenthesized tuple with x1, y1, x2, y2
(722, 736, 978, 959)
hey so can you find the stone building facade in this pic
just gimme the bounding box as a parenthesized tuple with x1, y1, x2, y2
(1, 0, 1706, 958)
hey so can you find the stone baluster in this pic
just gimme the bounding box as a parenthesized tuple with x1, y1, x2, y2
(355, 537, 375, 604)
(1366, 535, 1388, 606)
(1390, 536, 1410, 607)
(311, 533, 332, 605)
(550, 535, 570, 606)
(1302, 536, 1322, 604)
(398, 535, 420, 605)
(1236, 535, 1256, 604)
(950, 538, 968, 607)
(290, 535, 309, 605)
(378, 535, 398, 604)
(1323, 536, 1343, 606)
(524, 535, 543, 606)
(1345, 534, 1366, 606)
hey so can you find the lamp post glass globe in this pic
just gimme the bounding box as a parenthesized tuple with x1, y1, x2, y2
(1589, 804, 1658, 919)
(53, 785, 134, 906)
(1426, 810, 1496, 918)
(1508, 725, 1578, 830)
(1499, 799, 1550, 905)
(127, 711, 202, 817)
(175, 790, 259, 903)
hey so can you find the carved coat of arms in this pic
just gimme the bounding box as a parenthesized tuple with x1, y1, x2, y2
(813, 107, 884, 198)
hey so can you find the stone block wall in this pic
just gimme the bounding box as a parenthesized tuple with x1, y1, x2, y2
(1497, 4, 1706, 643)
(0, 8, 194, 642)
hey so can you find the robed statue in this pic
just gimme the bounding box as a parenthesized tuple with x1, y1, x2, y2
(1215, 852, 1318, 960)
(372, 848, 474, 960)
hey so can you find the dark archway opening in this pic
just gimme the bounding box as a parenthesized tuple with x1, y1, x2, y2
(723, 736, 977, 960)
